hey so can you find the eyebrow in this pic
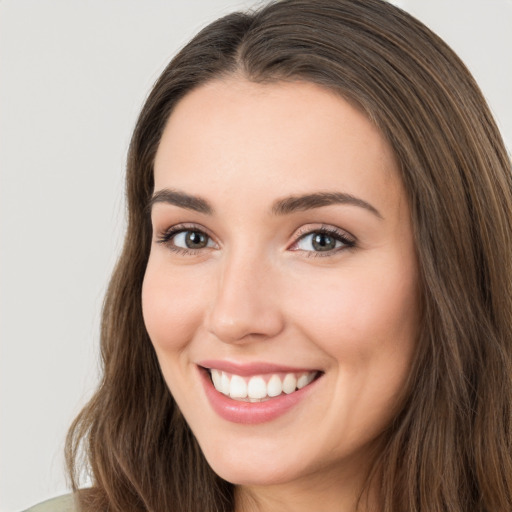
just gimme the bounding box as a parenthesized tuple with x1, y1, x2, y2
(149, 188, 382, 219)
(149, 189, 213, 214)
(272, 192, 383, 219)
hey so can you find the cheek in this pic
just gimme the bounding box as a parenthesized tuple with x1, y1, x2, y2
(293, 260, 418, 442)
(141, 259, 207, 353)
(290, 257, 419, 363)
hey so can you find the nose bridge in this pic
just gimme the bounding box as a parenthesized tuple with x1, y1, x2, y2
(206, 244, 284, 344)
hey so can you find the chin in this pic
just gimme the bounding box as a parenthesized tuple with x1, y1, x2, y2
(208, 460, 298, 487)
(199, 439, 306, 486)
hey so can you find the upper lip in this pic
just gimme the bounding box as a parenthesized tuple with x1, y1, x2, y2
(198, 359, 319, 377)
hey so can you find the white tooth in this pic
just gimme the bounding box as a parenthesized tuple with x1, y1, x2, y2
(297, 373, 310, 389)
(229, 375, 248, 398)
(282, 373, 297, 394)
(211, 369, 222, 390)
(267, 374, 283, 397)
(247, 376, 267, 399)
(220, 372, 230, 395)
(306, 372, 316, 385)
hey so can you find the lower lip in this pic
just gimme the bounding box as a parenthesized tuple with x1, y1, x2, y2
(199, 367, 320, 424)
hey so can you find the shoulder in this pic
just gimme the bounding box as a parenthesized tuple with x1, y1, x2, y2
(23, 494, 77, 512)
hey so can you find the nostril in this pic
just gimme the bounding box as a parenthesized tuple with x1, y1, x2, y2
(205, 305, 285, 345)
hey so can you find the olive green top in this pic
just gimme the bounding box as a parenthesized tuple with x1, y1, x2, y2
(23, 494, 77, 512)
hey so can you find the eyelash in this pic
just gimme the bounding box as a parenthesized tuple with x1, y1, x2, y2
(156, 224, 356, 257)
(290, 226, 356, 257)
(156, 223, 215, 256)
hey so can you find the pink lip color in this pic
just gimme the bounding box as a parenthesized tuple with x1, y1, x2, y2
(198, 365, 321, 425)
(198, 359, 315, 377)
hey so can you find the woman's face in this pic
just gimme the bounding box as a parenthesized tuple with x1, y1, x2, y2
(143, 79, 419, 491)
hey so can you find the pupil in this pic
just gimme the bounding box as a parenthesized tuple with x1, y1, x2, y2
(186, 231, 207, 248)
(312, 233, 335, 251)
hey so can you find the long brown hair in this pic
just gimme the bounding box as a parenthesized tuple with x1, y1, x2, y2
(66, 1, 512, 510)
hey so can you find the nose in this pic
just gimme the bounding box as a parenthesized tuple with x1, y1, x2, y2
(205, 251, 285, 344)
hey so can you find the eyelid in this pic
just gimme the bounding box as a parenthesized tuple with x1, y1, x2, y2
(288, 224, 356, 255)
(155, 223, 219, 251)
(154, 222, 355, 257)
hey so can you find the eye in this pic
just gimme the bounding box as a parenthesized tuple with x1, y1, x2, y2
(173, 230, 212, 249)
(156, 225, 217, 253)
(290, 227, 355, 255)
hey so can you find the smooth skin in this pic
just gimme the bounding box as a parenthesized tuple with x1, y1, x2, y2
(142, 78, 420, 512)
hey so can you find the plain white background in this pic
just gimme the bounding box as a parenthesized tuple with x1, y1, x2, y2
(1, 1, 511, 511)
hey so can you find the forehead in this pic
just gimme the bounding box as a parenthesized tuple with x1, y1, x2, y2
(153, 78, 404, 216)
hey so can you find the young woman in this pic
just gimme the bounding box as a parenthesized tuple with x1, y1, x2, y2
(30, 0, 512, 510)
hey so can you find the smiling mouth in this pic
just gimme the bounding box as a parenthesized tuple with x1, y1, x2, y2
(206, 368, 320, 402)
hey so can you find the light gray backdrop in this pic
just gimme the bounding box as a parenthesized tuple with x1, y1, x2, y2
(1, 1, 511, 511)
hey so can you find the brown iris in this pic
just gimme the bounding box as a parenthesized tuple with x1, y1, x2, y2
(185, 231, 209, 249)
